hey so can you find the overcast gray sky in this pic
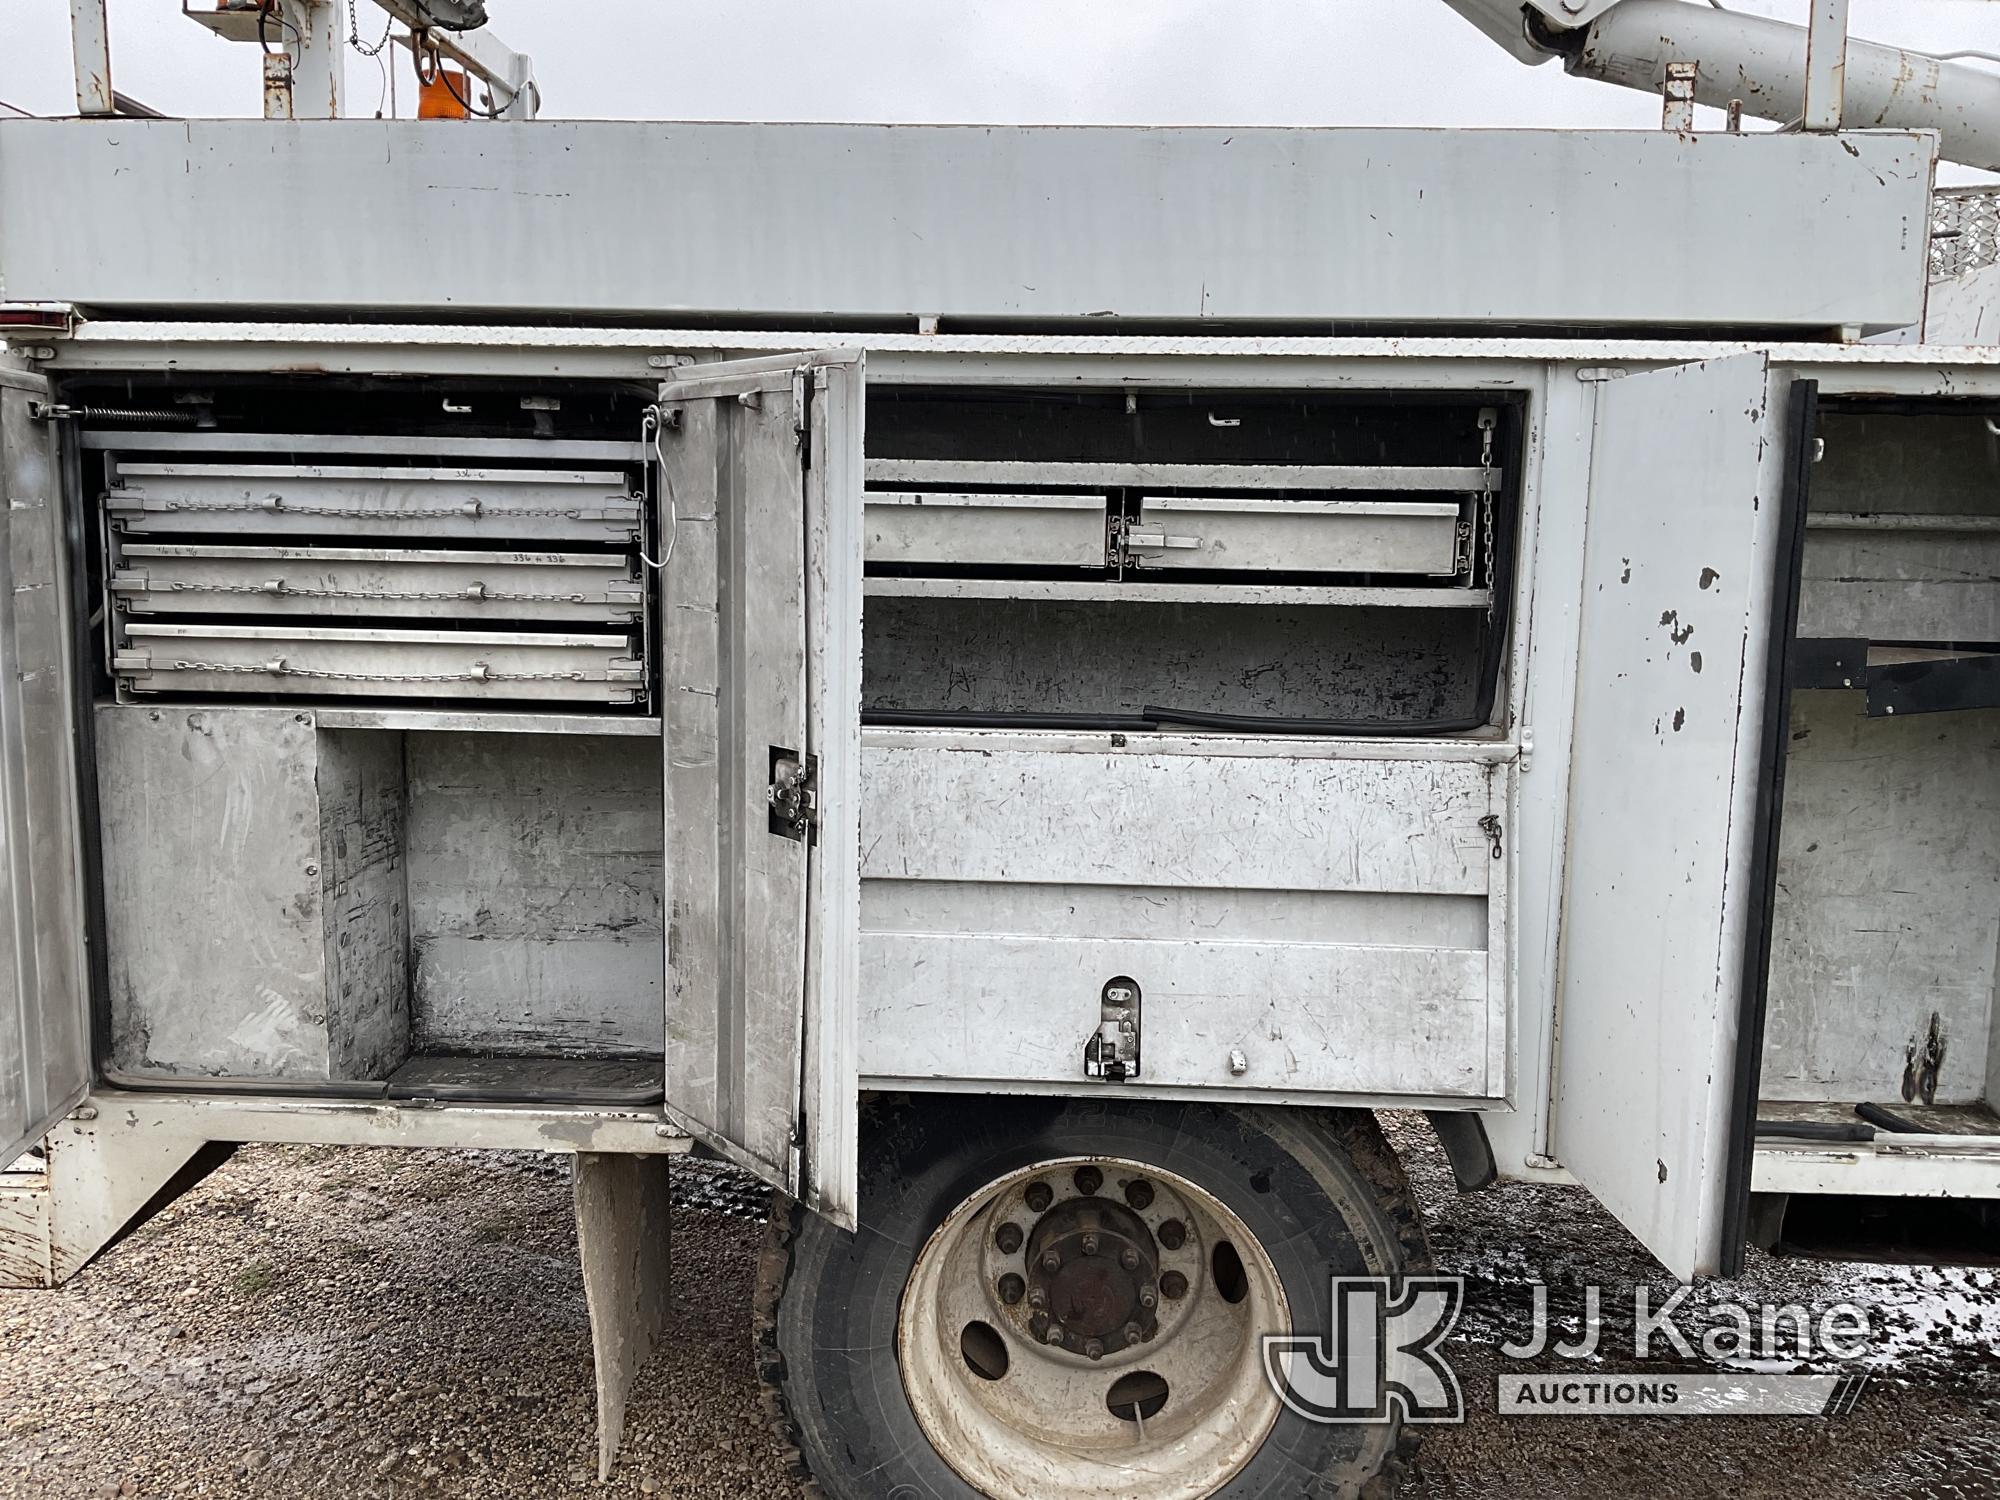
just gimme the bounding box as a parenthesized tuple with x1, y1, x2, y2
(1, 0, 1994, 181)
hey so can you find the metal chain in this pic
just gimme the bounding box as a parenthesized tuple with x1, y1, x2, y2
(347, 0, 394, 56)
(157, 580, 592, 605)
(159, 659, 608, 685)
(1477, 410, 1498, 622)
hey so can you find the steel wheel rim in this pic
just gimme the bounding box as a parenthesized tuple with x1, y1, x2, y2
(897, 1154, 1288, 1500)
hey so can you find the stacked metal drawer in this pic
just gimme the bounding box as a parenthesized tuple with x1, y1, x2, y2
(861, 457, 1492, 582)
(94, 434, 650, 707)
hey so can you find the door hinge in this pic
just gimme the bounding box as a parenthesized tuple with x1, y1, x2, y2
(1575, 367, 1629, 384)
(768, 748, 818, 843)
(792, 365, 812, 470)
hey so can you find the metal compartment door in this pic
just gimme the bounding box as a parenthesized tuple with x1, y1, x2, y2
(1551, 354, 1788, 1280)
(0, 367, 91, 1166)
(659, 353, 863, 1227)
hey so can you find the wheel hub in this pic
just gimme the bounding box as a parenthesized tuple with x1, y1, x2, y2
(1025, 1198, 1159, 1357)
(897, 1154, 1289, 1500)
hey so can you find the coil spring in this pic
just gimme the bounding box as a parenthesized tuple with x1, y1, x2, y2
(75, 405, 201, 426)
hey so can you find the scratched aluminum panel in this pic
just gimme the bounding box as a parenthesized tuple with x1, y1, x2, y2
(660, 351, 864, 1229)
(103, 460, 641, 543)
(0, 122, 1934, 331)
(0, 370, 91, 1168)
(1129, 497, 1465, 575)
(110, 543, 645, 624)
(865, 492, 1107, 568)
(113, 623, 644, 705)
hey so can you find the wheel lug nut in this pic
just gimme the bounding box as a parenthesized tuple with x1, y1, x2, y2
(1138, 1285, 1158, 1309)
(1073, 1165, 1103, 1196)
(1122, 1321, 1141, 1345)
(1043, 1322, 1066, 1346)
(1029, 1311, 1049, 1337)
(1041, 1249, 1063, 1273)
(1084, 1338, 1104, 1360)
(1080, 1233, 1100, 1257)
(1024, 1181, 1053, 1213)
(994, 1221, 1023, 1254)
(1124, 1179, 1155, 1210)
(1027, 1286, 1047, 1309)
(1160, 1270, 1189, 1300)
(1118, 1248, 1140, 1271)
(998, 1273, 1025, 1305)
(1158, 1218, 1187, 1250)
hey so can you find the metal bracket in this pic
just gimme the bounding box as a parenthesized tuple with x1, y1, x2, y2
(767, 747, 818, 842)
(1122, 527, 1200, 553)
(1084, 976, 1142, 1083)
(792, 364, 813, 469)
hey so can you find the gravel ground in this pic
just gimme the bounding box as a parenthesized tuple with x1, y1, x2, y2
(3, 1115, 1997, 1499)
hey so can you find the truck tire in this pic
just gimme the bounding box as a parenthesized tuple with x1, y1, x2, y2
(756, 1095, 1427, 1500)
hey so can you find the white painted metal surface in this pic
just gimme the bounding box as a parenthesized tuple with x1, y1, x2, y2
(1752, 1136, 2000, 1198)
(0, 122, 1936, 331)
(0, 367, 92, 1169)
(68, 0, 114, 115)
(857, 741, 1509, 1099)
(1802, 0, 1851, 134)
(1550, 355, 1786, 1281)
(660, 352, 863, 1228)
(1572, 0, 2000, 172)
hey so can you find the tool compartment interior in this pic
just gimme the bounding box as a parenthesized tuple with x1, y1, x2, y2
(67, 371, 1522, 1103)
(860, 386, 1516, 731)
(1756, 402, 2000, 1254)
(72, 376, 667, 1100)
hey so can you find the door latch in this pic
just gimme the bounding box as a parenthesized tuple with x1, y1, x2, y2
(767, 748, 818, 842)
(1113, 515, 1200, 568)
(1084, 976, 1142, 1083)
(1478, 814, 1504, 860)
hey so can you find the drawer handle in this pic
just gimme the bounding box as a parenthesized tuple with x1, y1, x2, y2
(1124, 529, 1201, 551)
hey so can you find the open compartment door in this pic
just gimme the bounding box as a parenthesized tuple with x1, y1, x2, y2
(658, 352, 864, 1228)
(0, 366, 92, 1167)
(1552, 354, 1792, 1280)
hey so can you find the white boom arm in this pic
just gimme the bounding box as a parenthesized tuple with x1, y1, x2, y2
(1443, 0, 2000, 172)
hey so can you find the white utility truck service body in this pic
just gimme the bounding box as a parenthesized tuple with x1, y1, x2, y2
(3, 104, 1998, 1497)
